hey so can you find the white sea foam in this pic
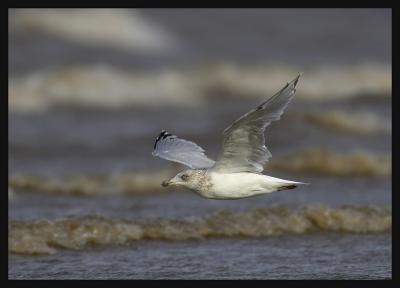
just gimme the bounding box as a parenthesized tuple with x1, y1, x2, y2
(9, 63, 391, 112)
(9, 205, 391, 255)
(11, 9, 178, 53)
(291, 110, 391, 135)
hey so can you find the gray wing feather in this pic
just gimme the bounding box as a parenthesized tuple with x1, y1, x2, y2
(212, 75, 300, 173)
(152, 130, 215, 169)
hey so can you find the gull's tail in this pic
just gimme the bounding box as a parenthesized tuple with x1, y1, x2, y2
(276, 180, 309, 191)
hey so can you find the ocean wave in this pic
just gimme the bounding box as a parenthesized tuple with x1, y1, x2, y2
(9, 170, 175, 196)
(270, 149, 391, 177)
(10, 9, 178, 53)
(8, 66, 204, 112)
(9, 63, 390, 112)
(8, 150, 390, 196)
(201, 62, 391, 100)
(9, 205, 391, 255)
(291, 110, 391, 135)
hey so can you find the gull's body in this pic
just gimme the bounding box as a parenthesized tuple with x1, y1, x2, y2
(152, 75, 307, 199)
(183, 171, 302, 199)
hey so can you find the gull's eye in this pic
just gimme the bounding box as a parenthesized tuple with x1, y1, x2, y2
(181, 174, 189, 181)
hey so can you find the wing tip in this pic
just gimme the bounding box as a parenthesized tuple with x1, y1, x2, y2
(154, 130, 167, 150)
(280, 74, 301, 94)
(288, 73, 301, 88)
(153, 129, 176, 150)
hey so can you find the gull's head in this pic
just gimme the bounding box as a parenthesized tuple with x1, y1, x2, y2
(162, 169, 201, 189)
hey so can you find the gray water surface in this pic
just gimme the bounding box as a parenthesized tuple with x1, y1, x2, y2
(9, 234, 391, 279)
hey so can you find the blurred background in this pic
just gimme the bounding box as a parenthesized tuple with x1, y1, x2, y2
(9, 9, 391, 279)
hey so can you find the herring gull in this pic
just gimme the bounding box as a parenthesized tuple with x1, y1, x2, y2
(152, 75, 307, 199)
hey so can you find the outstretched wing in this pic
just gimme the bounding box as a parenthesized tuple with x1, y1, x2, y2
(152, 130, 215, 169)
(212, 75, 300, 173)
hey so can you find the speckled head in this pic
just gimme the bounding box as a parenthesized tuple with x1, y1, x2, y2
(162, 169, 210, 193)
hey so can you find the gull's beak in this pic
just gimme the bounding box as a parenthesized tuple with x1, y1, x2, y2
(162, 175, 182, 187)
(162, 178, 178, 187)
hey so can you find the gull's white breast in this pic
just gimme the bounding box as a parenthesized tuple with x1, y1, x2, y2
(200, 172, 294, 199)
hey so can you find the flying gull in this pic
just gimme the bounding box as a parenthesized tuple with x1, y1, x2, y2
(152, 75, 307, 199)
